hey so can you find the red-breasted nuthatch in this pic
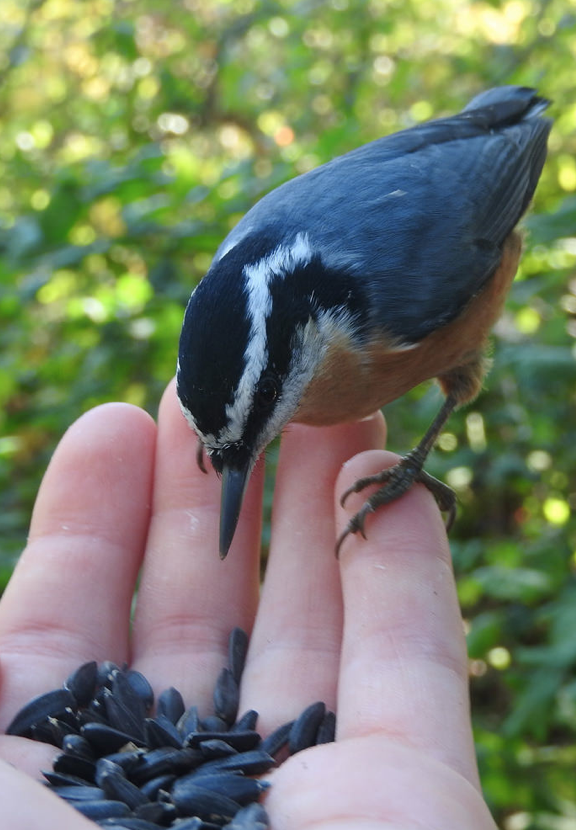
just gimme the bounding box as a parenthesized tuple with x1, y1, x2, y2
(177, 85, 551, 558)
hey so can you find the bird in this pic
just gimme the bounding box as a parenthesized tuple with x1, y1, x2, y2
(176, 85, 552, 559)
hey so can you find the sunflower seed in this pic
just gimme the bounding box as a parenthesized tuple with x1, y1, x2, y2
(145, 715, 183, 749)
(316, 710, 336, 744)
(230, 710, 258, 732)
(97, 662, 122, 688)
(95, 757, 125, 783)
(73, 799, 131, 820)
(96, 823, 156, 830)
(53, 752, 97, 782)
(42, 770, 92, 787)
(62, 733, 96, 759)
(199, 739, 238, 759)
(213, 669, 239, 725)
(31, 716, 77, 747)
(157, 687, 185, 725)
(130, 747, 203, 784)
(259, 720, 293, 757)
(6, 688, 76, 737)
(113, 672, 147, 712)
(200, 715, 229, 732)
(60, 706, 82, 730)
(98, 766, 150, 810)
(82, 722, 147, 754)
(138, 773, 175, 799)
(97, 749, 145, 775)
(124, 670, 154, 713)
(289, 701, 326, 754)
(171, 781, 240, 821)
(192, 749, 275, 777)
(89, 694, 108, 719)
(185, 729, 260, 753)
(50, 785, 106, 801)
(77, 707, 109, 727)
(13, 628, 334, 830)
(228, 628, 249, 685)
(177, 705, 200, 740)
(65, 661, 98, 707)
(96, 818, 161, 830)
(134, 800, 176, 823)
(105, 674, 146, 742)
(174, 772, 269, 806)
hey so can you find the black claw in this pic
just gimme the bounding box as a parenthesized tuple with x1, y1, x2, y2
(196, 440, 207, 474)
(339, 485, 353, 508)
(444, 502, 457, 533)
(334, 529, 348, 558)
(335, 453, 458, 555)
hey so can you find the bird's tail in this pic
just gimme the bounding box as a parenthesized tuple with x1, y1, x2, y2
(462, 85, 551, 122)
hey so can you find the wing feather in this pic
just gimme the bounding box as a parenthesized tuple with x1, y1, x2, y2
(218, 86, 551, 343)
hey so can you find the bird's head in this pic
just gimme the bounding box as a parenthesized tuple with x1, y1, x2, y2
(177, 228, 366, 558)
(178, 231, 324, 558)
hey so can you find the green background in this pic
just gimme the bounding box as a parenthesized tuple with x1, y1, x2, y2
(1, 0, 575, 825)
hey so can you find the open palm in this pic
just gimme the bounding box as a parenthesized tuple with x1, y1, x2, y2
(0, 380, 497, 829)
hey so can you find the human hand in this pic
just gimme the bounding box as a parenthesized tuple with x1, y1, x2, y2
(0, 380, 497, 829)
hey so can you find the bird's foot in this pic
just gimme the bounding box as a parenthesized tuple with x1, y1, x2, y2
(336, 452, 456, 556)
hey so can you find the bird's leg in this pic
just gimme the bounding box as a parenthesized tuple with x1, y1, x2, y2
(336, 393, 459, 556)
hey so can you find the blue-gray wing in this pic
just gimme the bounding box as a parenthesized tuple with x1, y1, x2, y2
(216, 86, 551, 343)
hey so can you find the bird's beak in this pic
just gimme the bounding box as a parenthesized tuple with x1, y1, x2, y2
(219, 462, 251, 559)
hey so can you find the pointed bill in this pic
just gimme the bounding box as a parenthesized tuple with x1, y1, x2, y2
(220, 463, 251, 559)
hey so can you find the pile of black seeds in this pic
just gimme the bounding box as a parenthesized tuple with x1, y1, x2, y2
(6, 627, 336, 829)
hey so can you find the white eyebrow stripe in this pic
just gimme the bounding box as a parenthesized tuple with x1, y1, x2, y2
(222, 232, 313, 444)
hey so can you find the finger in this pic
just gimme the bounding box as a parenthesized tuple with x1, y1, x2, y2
(267, 738, 497, 830)
(0, 735, 57, 780)
(0, 759, 95, 830)
(0, 404, 156, 728)
(131, 380, 264, 710)
(240, 414, 386, 732)
(335, 450, 479, 788)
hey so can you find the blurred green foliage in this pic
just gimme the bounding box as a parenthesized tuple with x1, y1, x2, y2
(0, 0, 575, 824)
